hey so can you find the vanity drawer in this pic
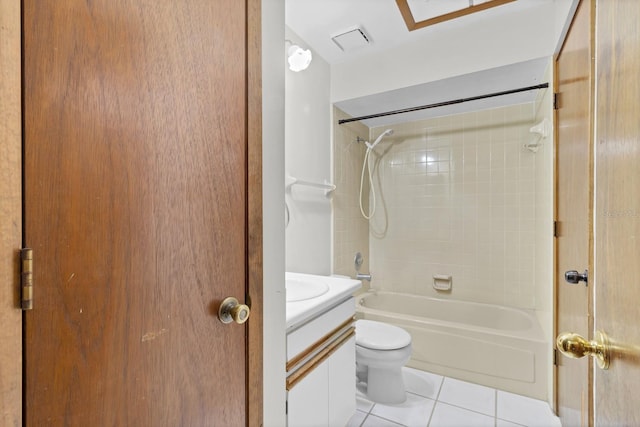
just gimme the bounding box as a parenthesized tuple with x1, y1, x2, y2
(286, 297, 355, 362)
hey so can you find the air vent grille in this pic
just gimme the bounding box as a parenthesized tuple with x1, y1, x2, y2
(331, 28, 370, 52)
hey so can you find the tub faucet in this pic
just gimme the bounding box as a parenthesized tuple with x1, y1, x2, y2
(356, 273, 372, 282)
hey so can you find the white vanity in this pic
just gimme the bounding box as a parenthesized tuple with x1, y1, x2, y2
(285, 273, 361, 427)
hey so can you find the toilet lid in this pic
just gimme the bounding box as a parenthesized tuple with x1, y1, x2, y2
(355, 319, 411, 350)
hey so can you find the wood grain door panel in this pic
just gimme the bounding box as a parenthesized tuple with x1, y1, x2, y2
(593, 1, 640, 424)
(555, 0, 593, 425)
(23, 1, 251, 424)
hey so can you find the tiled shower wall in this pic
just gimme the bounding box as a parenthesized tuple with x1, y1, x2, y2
(332, 108, 371, 282)
(533, 65, 554, 401)
(534, 71, 554, 319)
(367, 103, 540, 309)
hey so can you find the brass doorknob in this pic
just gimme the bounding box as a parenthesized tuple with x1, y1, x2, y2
(556, 330, 610, 370)
(218, 297, 250, 324)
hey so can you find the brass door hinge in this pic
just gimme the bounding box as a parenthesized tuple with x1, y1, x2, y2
(21, 248, 33, 310)
(553, 92, 560, 110)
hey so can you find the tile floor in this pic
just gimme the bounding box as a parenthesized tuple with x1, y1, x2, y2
(348, 367, 561, 427)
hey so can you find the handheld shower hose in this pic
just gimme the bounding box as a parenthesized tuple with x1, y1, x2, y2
(359, 129, 394, 219)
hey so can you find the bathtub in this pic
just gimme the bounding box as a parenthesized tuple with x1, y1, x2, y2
(356, 291, 548, 400)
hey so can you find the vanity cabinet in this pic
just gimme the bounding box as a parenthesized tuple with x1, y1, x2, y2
(287, 355, 328, 426)
(286, 298, 356, 427)
(327, 336, 356, 425)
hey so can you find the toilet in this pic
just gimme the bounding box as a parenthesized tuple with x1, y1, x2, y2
(355, 319, 412, 404)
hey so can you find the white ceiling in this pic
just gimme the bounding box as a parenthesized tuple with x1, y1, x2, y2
(286, 0, 556, 65)
(285, 0, 575, 128)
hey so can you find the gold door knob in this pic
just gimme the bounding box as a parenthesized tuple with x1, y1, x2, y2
(556, 330, 610, 370)
(218, 297, 251, 324)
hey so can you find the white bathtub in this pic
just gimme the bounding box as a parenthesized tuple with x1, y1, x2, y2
(356, 291, 548, 400)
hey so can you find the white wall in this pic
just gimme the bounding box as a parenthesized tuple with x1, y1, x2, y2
(285, 26, 332, 275)
(331, 1, 574, 104)
(263, 1, 286, 425)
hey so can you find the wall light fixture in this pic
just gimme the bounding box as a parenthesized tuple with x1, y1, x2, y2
(285, 40, 312, 72)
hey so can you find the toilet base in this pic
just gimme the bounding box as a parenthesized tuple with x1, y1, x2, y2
(362, 364, 406, 404)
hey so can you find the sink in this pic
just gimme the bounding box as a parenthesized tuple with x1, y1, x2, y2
(286, 277, 330, 302)
(285, 272, 363, 329)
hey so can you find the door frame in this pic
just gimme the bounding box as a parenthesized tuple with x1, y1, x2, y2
(552, 0, 594, 423)
(0, 0, 22, 425)
(0, 0, 263, 425)
(247, 0, 264, 425)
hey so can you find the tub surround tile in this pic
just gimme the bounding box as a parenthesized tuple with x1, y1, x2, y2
(364, 103, 541, 311)
(437, 377, 496, 417)
(429, 402, 495, 427)
(332, 107, 370, 280)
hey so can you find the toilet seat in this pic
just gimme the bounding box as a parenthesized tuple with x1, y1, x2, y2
(355, 319, 411, 350)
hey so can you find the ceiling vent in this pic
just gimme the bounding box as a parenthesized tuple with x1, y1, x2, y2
(331, 27, 370, 52)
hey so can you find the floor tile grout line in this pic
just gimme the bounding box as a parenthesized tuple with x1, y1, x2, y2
(364, 412, 409, 427)
(433, 376, 498, 419)
(354, 369, 556, 427)
(433, 400, 497, 420)
(406, 390, 436, 400)
(496, 416, 528, 427)
(358, 411, 369, 427)
(425, 401, 436, 426)
(356, 387, 375, 415)
(433, 375, 445, 401)
(495, 389, 498, 427)
(426, 376, 445, 427)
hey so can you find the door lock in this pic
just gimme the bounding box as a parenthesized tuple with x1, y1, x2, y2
(564, 269, 588, 285)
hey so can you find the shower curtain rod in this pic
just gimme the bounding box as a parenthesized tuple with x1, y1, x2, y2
(337, 82, 549, 125)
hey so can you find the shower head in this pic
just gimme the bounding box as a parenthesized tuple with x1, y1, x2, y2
(368, 128, 395, 150)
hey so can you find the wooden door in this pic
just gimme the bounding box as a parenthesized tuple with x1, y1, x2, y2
(23, 0, 262, 425)
(593, 0, 640, 424)
(554, 0, 593, 425)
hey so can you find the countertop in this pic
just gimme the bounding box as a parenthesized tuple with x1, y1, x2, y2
(286, 272, 362, 331)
